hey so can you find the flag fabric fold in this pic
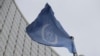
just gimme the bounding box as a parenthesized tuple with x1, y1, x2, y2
(26, 3, 76, 53)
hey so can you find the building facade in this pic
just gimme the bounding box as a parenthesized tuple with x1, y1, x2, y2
(0, 0, 59, 56)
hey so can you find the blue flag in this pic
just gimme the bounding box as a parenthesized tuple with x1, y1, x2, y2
(26, 3, 76, 53)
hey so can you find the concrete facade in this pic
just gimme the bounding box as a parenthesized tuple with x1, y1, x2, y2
(0, 0, 59, 56)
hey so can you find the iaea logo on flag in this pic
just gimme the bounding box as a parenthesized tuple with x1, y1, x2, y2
(26, 3, 77, 53)
(41, 24, 58, 44)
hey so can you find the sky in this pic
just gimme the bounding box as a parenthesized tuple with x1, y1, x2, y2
(15, 0, 100, 56)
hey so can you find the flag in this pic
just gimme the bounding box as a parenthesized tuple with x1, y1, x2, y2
(26, 3, 76, 53)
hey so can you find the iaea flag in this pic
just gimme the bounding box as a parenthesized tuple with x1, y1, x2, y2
(26, 3, 76, 53)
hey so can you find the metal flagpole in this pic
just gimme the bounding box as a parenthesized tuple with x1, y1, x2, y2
(70, 36, 77, 56)
(73, 53, 78, 56)
(73, 53, 76, 56)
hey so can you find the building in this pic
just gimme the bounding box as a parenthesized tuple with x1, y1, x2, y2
(0, 0, 59, 56)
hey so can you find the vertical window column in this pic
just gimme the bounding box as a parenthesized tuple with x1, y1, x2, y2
(0, 0, 13, 56)
(3, 4, 17, 56)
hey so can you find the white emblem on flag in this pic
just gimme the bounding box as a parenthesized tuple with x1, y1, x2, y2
(41, 24, 58, 44)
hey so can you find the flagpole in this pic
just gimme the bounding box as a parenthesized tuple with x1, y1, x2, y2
(73, 53, 77, 56)
(73, 53, 75, 56)
(70, 36, 77, 56)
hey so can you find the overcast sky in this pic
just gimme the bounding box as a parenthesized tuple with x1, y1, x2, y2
(15, 0, 100, 56)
